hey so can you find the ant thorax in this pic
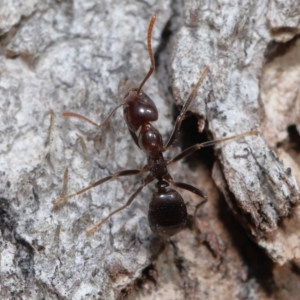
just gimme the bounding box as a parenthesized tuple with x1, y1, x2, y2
(138, 123, 163, 153)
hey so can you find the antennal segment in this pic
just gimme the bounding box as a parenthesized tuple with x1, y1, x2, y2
(137, 14, 157, 94)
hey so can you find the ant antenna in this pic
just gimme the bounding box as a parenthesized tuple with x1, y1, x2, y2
(62, 101, 126, 128)
(62, 15, 157, 129)
(137, 15, 156, 94)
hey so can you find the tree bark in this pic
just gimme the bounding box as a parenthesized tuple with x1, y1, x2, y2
(1, 0, 300, 299)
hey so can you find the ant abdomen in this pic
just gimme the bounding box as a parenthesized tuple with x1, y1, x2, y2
(148, 184, 187, 237)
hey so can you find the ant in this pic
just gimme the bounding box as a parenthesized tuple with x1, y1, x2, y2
(54, 15, 257, 238)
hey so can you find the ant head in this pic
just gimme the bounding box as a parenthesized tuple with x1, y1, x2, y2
(123, 89, 158, 132)
(122, 15, 158, 132)
(148, 184, 187, 237)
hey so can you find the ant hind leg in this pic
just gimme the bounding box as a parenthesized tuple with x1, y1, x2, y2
(167, 179, 208, 238)
(168, 179, 222, 260)
(86, 174, 153, 234)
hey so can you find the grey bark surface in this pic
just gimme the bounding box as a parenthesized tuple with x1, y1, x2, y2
(1, 0, 300, 300)
(171, 0, 300, 264)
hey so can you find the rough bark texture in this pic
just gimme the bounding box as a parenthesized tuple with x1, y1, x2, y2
(171, 0, 300, 265)
(1, 0, 300, 299)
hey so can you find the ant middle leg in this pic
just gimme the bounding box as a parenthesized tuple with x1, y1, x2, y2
(167, 130, 258, 166)
(167, 179, 208, 234)
(162, 66, 210, 152)
(53, 168, 147, 206)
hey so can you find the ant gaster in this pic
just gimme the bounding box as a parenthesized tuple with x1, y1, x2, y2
(54, 15, 257, 237)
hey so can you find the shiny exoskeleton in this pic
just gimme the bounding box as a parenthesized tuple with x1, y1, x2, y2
(54, 15, 257, 237)
(123, 87, 188, 236)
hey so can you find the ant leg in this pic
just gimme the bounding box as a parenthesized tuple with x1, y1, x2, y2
(162, 66, 210, 152)
(168, 180, 208, 201)
(167, 179, 208, 239)
(64, 14, 157, 130)
(167, 130, 258, 165)
(137, 15, 156, 94)
(59, 167, 69, 199)
(168, 179, 218, 254)
(63, 101, 127, 128)
(53, 168, 147, 206)
(193, 199, 208, 243)
(86, 174, 154, 234)
(193, 199, 224, 262)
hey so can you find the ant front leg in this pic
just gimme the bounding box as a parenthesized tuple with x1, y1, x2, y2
(162, 66, 210, 152)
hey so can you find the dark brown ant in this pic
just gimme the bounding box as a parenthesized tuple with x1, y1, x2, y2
(54, 15, 257, 237)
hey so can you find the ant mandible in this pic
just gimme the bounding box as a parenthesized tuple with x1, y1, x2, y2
(54, 15, 257, 237)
